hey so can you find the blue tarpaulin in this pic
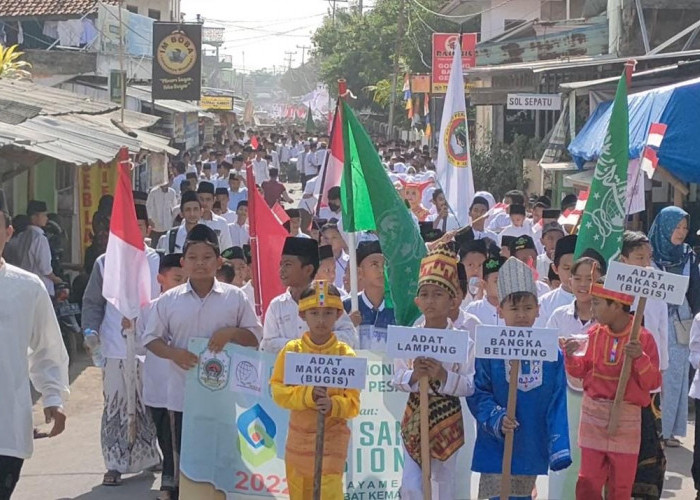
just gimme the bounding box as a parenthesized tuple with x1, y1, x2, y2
(568, 76, 700, 184)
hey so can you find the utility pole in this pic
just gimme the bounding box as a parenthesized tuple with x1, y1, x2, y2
(358, 0, 363, 14)
(284, 51, 296, 70)
(387, 0, 405, 139)
(296, 44, 311, 65)
(118, 0, 125, 123)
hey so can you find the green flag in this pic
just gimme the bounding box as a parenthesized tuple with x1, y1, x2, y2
(574, 68, 630, 262)
(340, 101, 425, 326)
(305, 105, 314, 133)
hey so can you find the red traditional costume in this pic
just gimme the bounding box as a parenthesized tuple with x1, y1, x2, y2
(564, 285, 661, 500)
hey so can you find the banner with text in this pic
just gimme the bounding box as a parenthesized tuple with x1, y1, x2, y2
(181, 340, 475, 499)
(152, 22, 202, 100)
(77, 161, 117, 257)
(431, 33, 477, 94)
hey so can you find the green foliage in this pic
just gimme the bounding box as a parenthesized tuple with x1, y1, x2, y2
(471, 134, 544, 200)
(311, 0, 475, 112)
(0, 44, 31, 80)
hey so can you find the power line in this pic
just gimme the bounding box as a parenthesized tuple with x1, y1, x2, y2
(407, 0, 517, 22)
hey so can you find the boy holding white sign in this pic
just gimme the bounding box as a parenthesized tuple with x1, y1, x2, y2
(468, 256, 571, 499)
(270, 280, 360, 500)
(393, 243, 475, 500)
(562, 279, 661, 500)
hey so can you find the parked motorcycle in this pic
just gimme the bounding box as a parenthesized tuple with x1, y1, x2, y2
(54, 282, 82, 364)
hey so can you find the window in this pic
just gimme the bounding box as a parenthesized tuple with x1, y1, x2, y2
(148, 9, 161, 20)
(126, 5, 138, 14)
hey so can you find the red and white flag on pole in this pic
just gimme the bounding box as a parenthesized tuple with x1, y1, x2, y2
(102, 147, 151, 319)
(640, 123, 667, 179)
(314, 102, 344, 209)
(558, 190, 589, 226)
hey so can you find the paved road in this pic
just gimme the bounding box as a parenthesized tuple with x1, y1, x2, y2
(13, 351, 699, 499)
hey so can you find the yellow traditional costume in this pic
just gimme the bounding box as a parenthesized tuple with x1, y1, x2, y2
(270, 280, 360, 500)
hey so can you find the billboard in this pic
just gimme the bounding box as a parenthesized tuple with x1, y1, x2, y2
(152, 22, 202, 100)
(431, 33, 477, 93)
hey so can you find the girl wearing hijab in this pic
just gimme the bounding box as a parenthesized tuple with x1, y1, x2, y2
(649, 207, 700, 448)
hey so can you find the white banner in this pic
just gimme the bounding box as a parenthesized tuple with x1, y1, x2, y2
(283, 352, 367, 389)
(474, 325, 560, 361)
(386, 325, 471, 363)
(605, 261, 690, 305)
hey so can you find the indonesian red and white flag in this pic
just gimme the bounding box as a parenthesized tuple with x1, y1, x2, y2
(314, 102, 344, 210)
(558, 190, 589, 226)
(640, 123, 667, 179)
(102, 148, 151, 319)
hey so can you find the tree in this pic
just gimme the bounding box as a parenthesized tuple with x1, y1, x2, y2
(311, 0, 478, 115)
(0, 44, 31, 80)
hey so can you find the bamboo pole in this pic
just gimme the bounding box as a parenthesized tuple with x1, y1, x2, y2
(500, 359, 520, 500)
(608, 297, 647, 433)
(313, 410, 326, 500)
(419, 376, 432, 500)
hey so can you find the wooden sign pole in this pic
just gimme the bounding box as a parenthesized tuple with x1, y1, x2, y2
(313, 410, 326, 500)
(608, 297, 647, 433)
(500, 359, 520, 500)
(419, 376, 432, 500)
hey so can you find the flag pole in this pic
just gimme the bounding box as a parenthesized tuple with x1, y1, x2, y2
(314, 98, 340, 217)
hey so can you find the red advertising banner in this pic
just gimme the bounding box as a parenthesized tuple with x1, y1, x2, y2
(431, 33, 477, 93)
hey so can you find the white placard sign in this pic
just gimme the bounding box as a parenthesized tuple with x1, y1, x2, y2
(507, 93, 562, 111)
(475, 325, 559, 362)
(283, 352, 367, 389)
(605, 261, 689, 305)
(386, 325, 469, 363)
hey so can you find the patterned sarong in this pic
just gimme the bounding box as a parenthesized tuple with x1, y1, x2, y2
(400, 378, 464, 465)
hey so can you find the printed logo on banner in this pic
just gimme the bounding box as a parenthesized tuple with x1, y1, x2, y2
(236, 404, 278, 467)
(156, 30, 198, 75)
(198, 349, 230, 391)
(232, 356, 262, 396)
(445, 111, 469, 167)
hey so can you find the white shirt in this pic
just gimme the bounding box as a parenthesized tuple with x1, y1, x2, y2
(497, 222, 534, 247)
(269, 150, 280, 168)
(465, 298, 503, 326)
(252, 159, 269, 182)
(241, 280, 256, 312)
(426, 213, 461, 231)
(137, 299, 171, 408)
(0, 263, 69, 459)
(146, 186, 177, 232)
(472, 228, 499, 244)
(7, 225, 55, 295)
(547, 301, 595, 391)
(93, 249, 160, 359)
(260, 289, 358, 354)
(335, 252, 350, 291)
(228, 221, 250, 248)
(538, 286, 574, 320)
(632, 297, 669, 372)
(143, 280, 262, 411)
(536, 253, 553, 282)
(688, 314, 700, 399)
(157, 224, 189, 254)
(487, 212, 511, 233)
(220, 210, 237, 224)
(304, 151, 319, 176)
(203, 213, 234, 251)
(171, 173, 186, 193)
(393, 319, 475, 397)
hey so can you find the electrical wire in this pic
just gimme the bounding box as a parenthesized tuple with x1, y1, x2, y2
(406, 10, 430, 69)
(407, 0, 517, 21)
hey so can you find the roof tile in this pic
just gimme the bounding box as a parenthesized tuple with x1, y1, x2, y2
(0, 0, 119, 18)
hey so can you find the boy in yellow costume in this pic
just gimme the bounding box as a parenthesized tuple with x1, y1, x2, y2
(271, 280, 360, 499)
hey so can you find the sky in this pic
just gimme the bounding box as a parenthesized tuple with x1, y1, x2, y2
(180, 0, 333, 72)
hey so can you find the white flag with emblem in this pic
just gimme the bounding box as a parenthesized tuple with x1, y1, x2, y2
(436, 37, 474, 226)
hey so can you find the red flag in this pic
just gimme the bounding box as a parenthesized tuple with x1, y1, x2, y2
(271, 202, 291, 225)
(102, 148, 151, 319)
(246, 165, 288, 318)
(314, 102, 344, 209)
(251, 135, 259, 150)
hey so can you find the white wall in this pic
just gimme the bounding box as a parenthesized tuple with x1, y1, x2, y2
(481, 0, 542, 41)
(126, 0, 180, 21)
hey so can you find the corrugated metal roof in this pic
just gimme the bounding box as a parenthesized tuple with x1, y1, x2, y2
(467, 49, 700, 76)
(0, 80, 117, 116)
(0, 99, 41, 125)
(0, 0, 118, 18)
(100, 109, 161, 130)
(128, 86, 204, 114)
